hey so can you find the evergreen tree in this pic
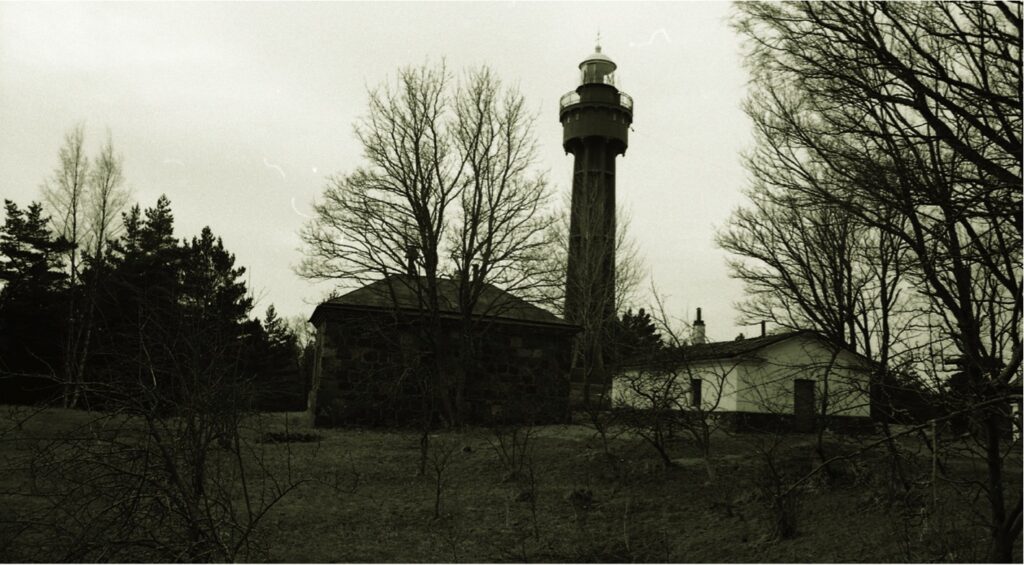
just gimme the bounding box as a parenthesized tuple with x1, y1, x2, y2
(0, 200, 71, 293)
(181, 226, 252, 329)
(22, 193, 304, 409)
(262, 306, 297, 356)
(90, 196, 184, 403)
(0, 200, 73, 401)
(176, 225, 258, 407)
(613, 308, 663, 364)
(103, 196, 181, 317)
(248, 305, 304, 411)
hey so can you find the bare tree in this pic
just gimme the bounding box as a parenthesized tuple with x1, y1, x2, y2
(78, 134, 129, 408)
(537, 184, 648, 409)
(42, 125, 89, 406)
(85, 134, 129, 262)
(486, 421, 534, 483)
(718, 190, 917, 359)
(614, 294, 736, 480)
(284, 315, 316, 351)
(615, 358, 735, 477)
(531, 192, 647, 465)
(299, 63, 554, 427)
(733, 2, 1021, 559)
(428, 434, 459, 520)
(1, 297, 307, 561)
(39, 127, 130, 408)
(538, 194, 647, 317)
(42, 126, 90, 288)
(718, 190, 922, 480)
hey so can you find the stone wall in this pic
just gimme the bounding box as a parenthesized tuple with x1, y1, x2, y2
(463, 322, 572, 424)
(313, 310, 572, 426)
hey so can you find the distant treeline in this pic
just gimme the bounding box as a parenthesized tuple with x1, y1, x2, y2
(0, 194, 310, 411)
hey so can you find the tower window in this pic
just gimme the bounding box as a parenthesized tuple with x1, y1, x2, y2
(580, 63, 616, 86)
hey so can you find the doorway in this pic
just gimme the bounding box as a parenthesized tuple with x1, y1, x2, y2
(793, 379, 816, 432)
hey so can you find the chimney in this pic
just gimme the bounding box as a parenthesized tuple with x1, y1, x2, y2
(760, 320, 766, 337)
(405, 245, 419, 277)
(692, 307, 707, 344)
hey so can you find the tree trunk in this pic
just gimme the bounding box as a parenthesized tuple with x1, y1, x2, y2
(879, 419, 910, 494)
(702, 445, 716, 483)
(983, 411, 1013, 562)
(419, 429, 429, 477)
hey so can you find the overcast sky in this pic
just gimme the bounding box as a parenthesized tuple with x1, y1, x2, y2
(0, 1, 754, 342)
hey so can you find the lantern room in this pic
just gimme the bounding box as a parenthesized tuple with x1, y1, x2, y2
(579, 45, 617, 86)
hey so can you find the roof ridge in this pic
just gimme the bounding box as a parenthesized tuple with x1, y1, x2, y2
(315, 275, 571, 327)
(689, 329, 811, 347)
(674, 329, 819, 362)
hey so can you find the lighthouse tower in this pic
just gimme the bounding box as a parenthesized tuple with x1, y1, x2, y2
(560, 42, 634, 405)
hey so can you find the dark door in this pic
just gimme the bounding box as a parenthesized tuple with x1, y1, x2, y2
(793, 379, 816, 432)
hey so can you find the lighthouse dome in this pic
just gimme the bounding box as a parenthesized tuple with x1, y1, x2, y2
(579, 47, 616, 70)
(578, 44, 617, 86)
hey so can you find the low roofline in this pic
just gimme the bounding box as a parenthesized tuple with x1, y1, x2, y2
(614, 356, 758, 372)
(309, 301, 580, 332)
(614, 330, 880, 371)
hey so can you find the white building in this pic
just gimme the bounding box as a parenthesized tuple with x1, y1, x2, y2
(614, 330, 875, 430)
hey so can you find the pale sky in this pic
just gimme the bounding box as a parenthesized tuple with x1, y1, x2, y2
(0, 1, 753, 342)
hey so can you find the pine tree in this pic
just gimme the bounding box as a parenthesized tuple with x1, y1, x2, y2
(90, 196, 184, 402)
(181, 226, 252, 329)
(176, 226, 258, 405)
(263, 306, 298, 356)
(0, 200, 71, 293)
(614, 308, 663, 364)
(248, 305, 303, 411)
(0, 200, 73, 401)
(83, 195, 301, 409)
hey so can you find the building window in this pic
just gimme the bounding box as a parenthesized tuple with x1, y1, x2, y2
(691, 379, 702, 408)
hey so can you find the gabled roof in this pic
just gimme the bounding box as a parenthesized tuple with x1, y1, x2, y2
(310, 275, 575, 329)
(618, 329, 876, 372)
(680, 330, 817, 362)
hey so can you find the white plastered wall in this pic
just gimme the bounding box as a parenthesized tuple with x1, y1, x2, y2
(734, 335, 872, 418)
(612, 335, 873, 418)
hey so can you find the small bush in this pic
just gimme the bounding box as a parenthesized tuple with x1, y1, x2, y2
(486, 424, 534, 482)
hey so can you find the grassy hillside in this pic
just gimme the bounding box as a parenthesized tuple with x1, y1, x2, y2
(0, 406, 1019, 562)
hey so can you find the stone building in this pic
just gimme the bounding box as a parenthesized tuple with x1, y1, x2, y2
(308, 275, 577, 426)
(306, 44, 636, 425)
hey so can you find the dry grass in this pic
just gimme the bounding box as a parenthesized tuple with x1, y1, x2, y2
(0, 406, 1019, 562)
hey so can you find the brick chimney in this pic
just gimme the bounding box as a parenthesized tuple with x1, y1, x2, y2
(692, 307, 707, 344)
(405, 244, 419, 277)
